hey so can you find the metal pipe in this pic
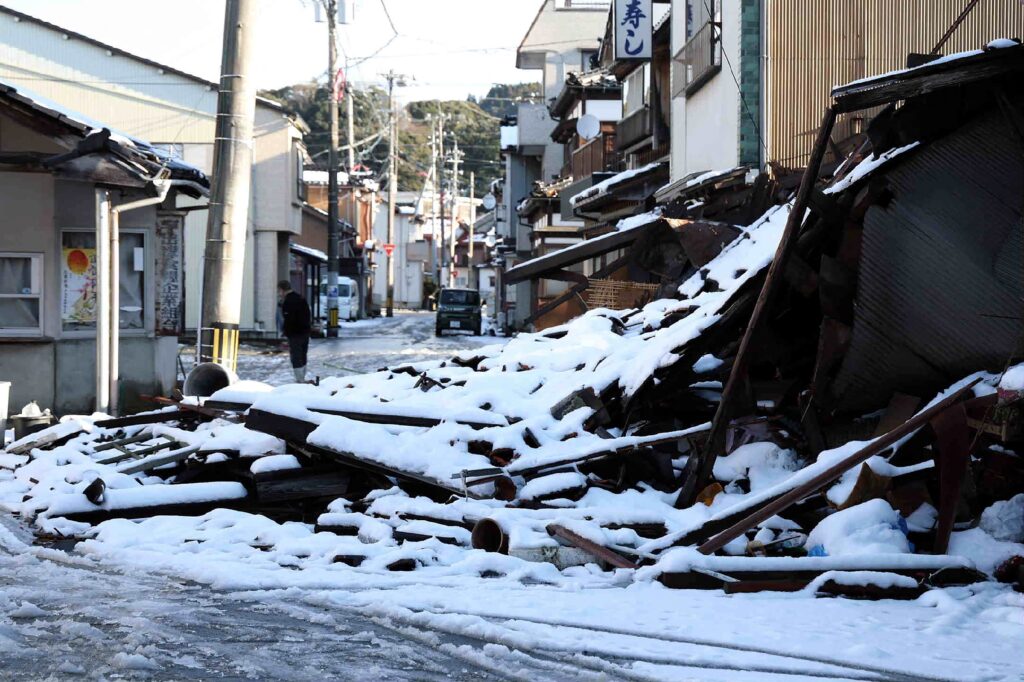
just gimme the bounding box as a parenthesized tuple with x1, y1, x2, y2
(108, 208, 119, 415)
(107, 180, 173, 416)
(95, 190, 111, 415)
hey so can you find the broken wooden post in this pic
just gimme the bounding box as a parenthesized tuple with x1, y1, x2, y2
(546, 524, 638, 570)
(676, 105, 839, 509)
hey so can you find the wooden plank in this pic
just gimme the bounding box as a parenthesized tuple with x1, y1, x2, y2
(931, 403, 972, 555)
(873, 393, 922, 438)
(96, 436, 178, 465)
(503, 224, 655, 285)
(696, 379, 979, 555)
(546, 524, 638, 570)
(94, 410, 198, 428)
(254, 470, 351, 504)
(117, 444, 201, 475)
(676, 106, 839, 510)
(832, 46, 1024, 113)
(282, 436, 479, 500)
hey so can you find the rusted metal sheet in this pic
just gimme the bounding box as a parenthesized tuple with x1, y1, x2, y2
(765, 0, 1024, 168)
(829, 108, 1023, 413)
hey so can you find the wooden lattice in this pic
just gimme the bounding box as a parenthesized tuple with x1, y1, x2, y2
(584, 279, 660, 310)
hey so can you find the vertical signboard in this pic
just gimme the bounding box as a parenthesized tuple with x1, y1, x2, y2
(155, 214, 184, 336)
(614, 0, 653, 60)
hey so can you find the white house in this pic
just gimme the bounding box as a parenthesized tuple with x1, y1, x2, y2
(0, 6, 309, 337)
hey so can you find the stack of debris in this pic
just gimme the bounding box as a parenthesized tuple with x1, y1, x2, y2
(2, 42, 1024, 598)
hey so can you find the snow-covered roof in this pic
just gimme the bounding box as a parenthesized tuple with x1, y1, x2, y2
(303, 169, 350, 186)
(504, 209, 663, 283)
(289, 243, 327, 262)
(570, 162, 666, 208)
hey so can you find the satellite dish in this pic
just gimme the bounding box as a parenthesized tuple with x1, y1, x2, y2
(576, 114, 601, 141)
(482, 193, 497, 211)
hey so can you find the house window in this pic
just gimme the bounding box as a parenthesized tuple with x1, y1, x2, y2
(295, 145, 307, 202)
(622, 64, 650, 117)
(0, 253, 43, 335)
(676, 0, 722, 96)
(61, 231, 146, 332)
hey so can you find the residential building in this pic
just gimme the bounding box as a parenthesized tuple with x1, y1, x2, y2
(666, 0, 1024, 186)
(301, 170, 378, 318)
(499, 0, 610, 331)
(0, 80, 208, 414)
(0, 6, 309, 338)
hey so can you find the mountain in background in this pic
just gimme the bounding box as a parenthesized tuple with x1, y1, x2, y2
(264, 82, 541, 199)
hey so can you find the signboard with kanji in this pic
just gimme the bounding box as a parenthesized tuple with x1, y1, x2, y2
(383, 243, 395, 257)
(614, 0, 653, 60)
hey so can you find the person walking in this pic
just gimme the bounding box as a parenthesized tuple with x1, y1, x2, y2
(278, 280, 312, 383)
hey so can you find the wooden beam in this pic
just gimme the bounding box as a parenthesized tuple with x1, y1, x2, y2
(676, 106, 839, 509)
(524, 254, 630, 325)
(504, 223, 656, 284)
(831, 46, 1024, 113)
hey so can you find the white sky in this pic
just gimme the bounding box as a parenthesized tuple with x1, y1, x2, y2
(2, 0, 546, 102)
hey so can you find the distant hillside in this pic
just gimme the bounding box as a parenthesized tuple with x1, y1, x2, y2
(263, 82, 543, 198)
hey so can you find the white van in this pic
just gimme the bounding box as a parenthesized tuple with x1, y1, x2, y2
(319, 276, 359, 322)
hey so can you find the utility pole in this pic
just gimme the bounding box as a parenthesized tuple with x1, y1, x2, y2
(345, 58, 356, 173)
(469, 170, 476, 291)
(384, 69, 401, 318)
(448, 136, 461, 288)
(200, 0, 257, 371)
(428, 119, 438, 285)
(325, 0, 341, 336)
(437, 113, 446, 290)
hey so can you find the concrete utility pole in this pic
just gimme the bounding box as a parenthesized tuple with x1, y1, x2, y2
(437, 113, 446, 290)
(384, 69, 401, 317)
(200, 0, 257, 371)
(448, 136, 461, 288)
(428, 119, 438, 284)
(325, 0, 341, 336)
(469, 170, 476, 291)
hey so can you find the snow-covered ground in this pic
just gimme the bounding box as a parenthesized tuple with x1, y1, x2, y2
(5, 313, 1023, 681)
(182, 312, 508, 386)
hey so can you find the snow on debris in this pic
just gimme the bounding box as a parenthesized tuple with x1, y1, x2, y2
(831, 39, 1022, 93)
(570, 162, 664, 207)
(825, 142, 919, 195)
(505, 208, 662, 277)
(242, 203, 790, 491)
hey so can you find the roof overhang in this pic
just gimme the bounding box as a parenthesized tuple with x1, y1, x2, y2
(831, 41, 1024, 113)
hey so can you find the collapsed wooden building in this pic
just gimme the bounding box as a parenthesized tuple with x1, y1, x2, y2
(3, 41, 1024, 598)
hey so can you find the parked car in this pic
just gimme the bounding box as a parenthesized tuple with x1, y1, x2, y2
(436, 288, 481, 336)
(318, 276, 359, 322)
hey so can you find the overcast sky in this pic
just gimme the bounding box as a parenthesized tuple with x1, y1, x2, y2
(2, 0, 546, 101)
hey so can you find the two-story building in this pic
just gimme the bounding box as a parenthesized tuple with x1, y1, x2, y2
(498, 0, 611, 331)
(0, 6, 309, 338)
(665, 0, 1024, 188)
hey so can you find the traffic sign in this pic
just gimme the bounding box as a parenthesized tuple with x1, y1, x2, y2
(383, 243, 395, 257)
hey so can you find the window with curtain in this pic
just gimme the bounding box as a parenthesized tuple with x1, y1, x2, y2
(61, 231, 145, 332)
(0, 253, 42, 334)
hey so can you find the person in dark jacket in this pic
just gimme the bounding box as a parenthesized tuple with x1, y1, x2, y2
(278, 280, 312, 382)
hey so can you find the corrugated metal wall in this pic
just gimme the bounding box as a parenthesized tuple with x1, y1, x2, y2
(829, 106, 1023, 412)
(765, 0, 1024, 168)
